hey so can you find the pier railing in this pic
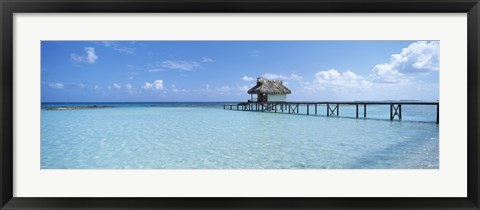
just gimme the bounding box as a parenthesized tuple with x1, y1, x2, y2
(223, 101, 439, 123)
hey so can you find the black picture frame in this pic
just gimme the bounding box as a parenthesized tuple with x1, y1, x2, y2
(1, 0, 479, 209)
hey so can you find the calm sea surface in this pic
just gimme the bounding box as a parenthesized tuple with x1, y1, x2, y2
(41, 102, 439, 169)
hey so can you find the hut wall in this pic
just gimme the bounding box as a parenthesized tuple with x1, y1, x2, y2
(267, 94, 287, 102)
(257, 93, 267, 102)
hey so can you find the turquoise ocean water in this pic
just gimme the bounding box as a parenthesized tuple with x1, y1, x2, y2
(41, 102, 439, 169)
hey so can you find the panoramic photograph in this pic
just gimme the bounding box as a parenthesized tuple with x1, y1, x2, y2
(41, 41, 439, 169)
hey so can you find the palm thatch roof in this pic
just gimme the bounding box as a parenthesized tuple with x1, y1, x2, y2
(247, 78, 291, 94)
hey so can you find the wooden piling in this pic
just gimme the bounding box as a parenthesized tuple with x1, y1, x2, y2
(356, 104, 359, 118)
(399, 104, 402, 120)
(364, 104, 366, 118)
(437, 104, 439, 123)
(390, 104, 393, 120)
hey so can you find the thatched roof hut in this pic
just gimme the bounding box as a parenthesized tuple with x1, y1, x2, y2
(247, 77, 291, 102)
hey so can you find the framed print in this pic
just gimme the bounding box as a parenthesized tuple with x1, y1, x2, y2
(1, 0, 479, 209)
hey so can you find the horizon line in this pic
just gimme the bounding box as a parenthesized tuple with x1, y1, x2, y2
(41, 99, 438, 103)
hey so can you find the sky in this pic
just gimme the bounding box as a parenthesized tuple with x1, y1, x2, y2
(41, 41, 439, 102)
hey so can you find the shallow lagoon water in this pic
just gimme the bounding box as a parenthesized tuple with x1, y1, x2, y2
(41, 103, 439, 169)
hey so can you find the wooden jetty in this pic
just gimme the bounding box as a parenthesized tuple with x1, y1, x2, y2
(223, 101, 439, 123)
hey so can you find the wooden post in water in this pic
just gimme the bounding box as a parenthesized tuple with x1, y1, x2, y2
(315, 104, 317, 115)
(437, 104, 439, 123)
(399, 104, 402, 120)
(356, 104, 359, 118)
(307, 104, 309, 115)
(390, 104, 393, 120)
(327, 104, 330, 117)
(390, 104, 401, 120)
(364, 104, 366, 118)
(288, 104, 291, 114)
(336, 104, 339, 116)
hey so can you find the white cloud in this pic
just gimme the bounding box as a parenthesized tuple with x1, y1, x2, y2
(70, 55, 82, 63)
(94, 85, 101, 90)
(99, 41, 135, 54)
(241, 76, 255, 82)
(124, 83, 137, 94)
(201, 56, 214, 63)
(170, 84, 190, 93)
(142, 80, 164, 90)
(70, 47, 98, 64)
(371, 64, 408, 83)
(85, 48, 98, 64)
(372, 41, 439, 83)
(160, 60, 200, 71)
(306, 69, 372, 91)
(148, 57, 209, 72)
(48, 82, 64, 89)
(262, 73, 303, 81)
(128, 76, 134, 80)
(112, 83, 122, 90)
(148, 68, 164, 73)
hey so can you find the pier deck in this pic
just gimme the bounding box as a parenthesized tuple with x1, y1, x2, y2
(223, 101, 439, 123)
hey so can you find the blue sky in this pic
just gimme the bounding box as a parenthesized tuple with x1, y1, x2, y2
(41, 41, 439, 102)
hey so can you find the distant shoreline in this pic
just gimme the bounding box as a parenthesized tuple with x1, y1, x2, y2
(45, 105, 116, 110)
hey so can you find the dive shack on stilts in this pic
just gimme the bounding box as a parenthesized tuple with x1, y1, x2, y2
(247, 77, 291, 102)
(245, 77, 291, 111)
